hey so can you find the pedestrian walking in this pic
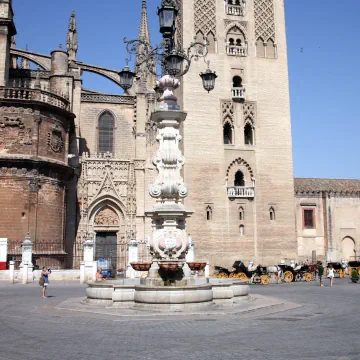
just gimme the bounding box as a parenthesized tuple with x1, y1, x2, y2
(40, 267, 50, 298)
(327, 263, 335, 287)
(317, 261, 324, 287)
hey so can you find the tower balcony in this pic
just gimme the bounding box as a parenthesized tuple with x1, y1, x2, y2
(232, 87, 245, 101)
(226, 4, 245, 16)
(227, 186, 255, 199)
(227, 45, 247, 57)
(0, 86, 70, 111)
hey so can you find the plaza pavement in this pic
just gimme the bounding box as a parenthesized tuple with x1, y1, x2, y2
(0, 278, 359, 360)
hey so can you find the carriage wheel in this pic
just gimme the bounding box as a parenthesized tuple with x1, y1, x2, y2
(284, 271, 293, 283)
(236, 272, 248, 280)
(218, 272, 228, 278)
(339, 269, 343, 278)
(211, 273, 219, 278)
(304, 272, 312, 282)
(261, 275, 270, 285)
(229, 273, 237, 278)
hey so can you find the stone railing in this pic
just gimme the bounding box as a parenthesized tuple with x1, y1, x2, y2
(226, 4, 245, 16)
(232, 87, 245, 100)
(0, 87, 69, 110)
(227, 45, 247, 57)
(81, 92, 135, 105)
(227, 186, 255, 198)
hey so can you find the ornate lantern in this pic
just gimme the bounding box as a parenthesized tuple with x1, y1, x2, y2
(165, 50, 185, 77)
(158, 0, 178, 39)
(119, 65, 135, 90)
(200, 68, 217, 93)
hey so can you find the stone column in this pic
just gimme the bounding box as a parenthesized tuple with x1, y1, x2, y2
(20, 233, 33, 277)
(9, 260, 14, 284)
(126, 239, 139, 279)
(0, 238, 8, 270)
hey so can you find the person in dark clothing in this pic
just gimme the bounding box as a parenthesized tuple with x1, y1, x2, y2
(317, 261, 324, 287)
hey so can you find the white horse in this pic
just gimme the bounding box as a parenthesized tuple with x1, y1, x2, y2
(267, 265, 283, 284)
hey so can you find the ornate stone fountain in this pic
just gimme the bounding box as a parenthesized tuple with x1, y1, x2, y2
(85, 0, 248, 310)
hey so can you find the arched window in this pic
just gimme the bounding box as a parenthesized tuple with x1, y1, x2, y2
(207, 31, 216, 54)
(223, 122, 233, 144)
(256, 37, 265, 58)
(234, 170, 245, 187)
(239, 206, 245, 221)
(206, 205, 213, 221)
(269, 207, 275, 221)
(236, 38, 242, 46)
(98, 111, 115, 153)
(239, 224, 245, 237)
(267, 39, 276, 59)
(233, 76, 242, 87)
(244, 123, 253, 145)
(229, 37, 235, 46)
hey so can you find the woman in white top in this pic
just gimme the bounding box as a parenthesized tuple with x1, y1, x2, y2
(327, 264, 335, 287)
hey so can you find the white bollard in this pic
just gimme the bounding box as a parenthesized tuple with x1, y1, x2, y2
(9, 260, 15, 284)
(92, 261, 97, 282)
(22, 262, 28, 284)
(80, 261, 85, 284)
(205, 262, 210, 278)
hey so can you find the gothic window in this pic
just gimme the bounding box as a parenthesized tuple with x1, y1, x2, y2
(239, 206, 245, 220)
(269, 207, 275, 221)
(98, 112, 115, 154)
(244, 123, 253, 145)
(229, 37, 235, 46)
(206, 205, 213, 221)
(239, 224, 245, 236)
(233, 76, 242, 87)
(223, 122, 233, 145)
(226, 25, 246, 56)
(207, 31, 216, 53)
(234, 170, 245, 187)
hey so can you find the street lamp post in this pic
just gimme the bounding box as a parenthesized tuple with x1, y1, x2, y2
(119, 0, 217, 280)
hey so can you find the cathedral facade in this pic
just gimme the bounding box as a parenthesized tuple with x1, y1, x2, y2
(0, 0, 359, 270)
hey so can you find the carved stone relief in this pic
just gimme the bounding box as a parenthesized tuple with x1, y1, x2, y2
(243, 102, 256, 124)
(254, 0, 275, 42)
(194, 0, 216, 37)
(47, 125, 64, 153)
(221, 101, 234, 126)
(94, 206, 119, 225)
(0, 116, 33, 149)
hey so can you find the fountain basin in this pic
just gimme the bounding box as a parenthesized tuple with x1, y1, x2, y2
(85, 279, 249, 310)
(158, 260, 184, 272)
(130, 262, 152, 271)
(187, 262, 207, 271)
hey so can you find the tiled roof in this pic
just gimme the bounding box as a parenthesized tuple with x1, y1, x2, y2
(294, 178, 360, 193)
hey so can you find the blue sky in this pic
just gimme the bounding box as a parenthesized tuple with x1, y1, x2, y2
(13, 0, 360, 179)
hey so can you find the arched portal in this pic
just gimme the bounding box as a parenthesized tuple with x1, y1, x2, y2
(341, 236, 356, 260)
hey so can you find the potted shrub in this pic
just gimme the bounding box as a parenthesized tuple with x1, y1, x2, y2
(351, 269, 359, 283)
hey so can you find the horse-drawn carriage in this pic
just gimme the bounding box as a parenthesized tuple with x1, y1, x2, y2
(212, 261, 270, 285)
(278, 264, 312, 283)
(326, 262, 347, 278)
